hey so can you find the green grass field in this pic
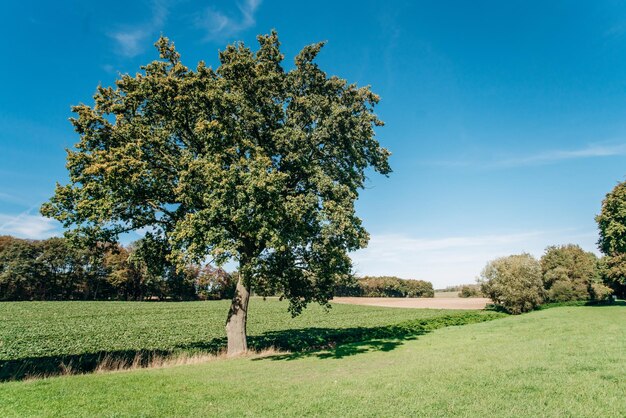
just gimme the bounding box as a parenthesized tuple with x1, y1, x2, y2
(0, 299, 502, 380)
(1, 305, 623, 417)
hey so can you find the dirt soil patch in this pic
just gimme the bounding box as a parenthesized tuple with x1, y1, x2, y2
(332, 297, 491, 310)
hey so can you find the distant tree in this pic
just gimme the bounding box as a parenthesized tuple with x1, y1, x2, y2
(0, 237, 42, 300)
(401, 278, 435, 297)
(129, 237, 198, 301)
(38, 237, 97, 300)
(596, 181, 626, 297)
(41, 32, 390, 355)
(334, 276, 434, 298)
(196, 265, 236, 300)
(458, 285, 481, 298)
(102, 245, 143, 300)
(479, 253, 544, 314)
(540, 244, 600, 302)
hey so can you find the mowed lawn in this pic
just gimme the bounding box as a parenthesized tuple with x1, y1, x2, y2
(1, 305, 624, 417)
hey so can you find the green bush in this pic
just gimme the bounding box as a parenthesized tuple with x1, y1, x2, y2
(598, 255, 626, 299)
(546, 280, 587, 302)
(590, 282, 613, 301)
(459, 285, 481, 298)
(479, 253, 544, 314)
(540, 244, 598, 302)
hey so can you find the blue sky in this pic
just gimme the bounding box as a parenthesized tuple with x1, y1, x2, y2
(2, 1, 626, 287)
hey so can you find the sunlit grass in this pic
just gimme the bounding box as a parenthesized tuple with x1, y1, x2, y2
(1, 305, 623, 416)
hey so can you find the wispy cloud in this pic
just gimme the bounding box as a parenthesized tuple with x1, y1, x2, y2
(495, 143, 626, 167)
(109, 0, 168, 57)
(428, 142, 626, 169)
(351, 229, 598, 288)
(0, 192, 31, 206)
(195, 0, 261, 40)
(0, 212, 60, 240)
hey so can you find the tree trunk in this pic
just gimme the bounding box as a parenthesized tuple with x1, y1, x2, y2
(225, 273, 251, 356)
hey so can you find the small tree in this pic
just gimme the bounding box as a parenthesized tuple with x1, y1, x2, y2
(596, 181, 626, 297)
(540, 244, 598, 302)
(479, 253, 544, 314)
(598, 255, 626, 298)
(458, 285, 481, 298)
(41, 32, 390, 355)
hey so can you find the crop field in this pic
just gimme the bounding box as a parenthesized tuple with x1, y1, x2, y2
(1, 305, 623, 417)
(0, 299, 503, 380)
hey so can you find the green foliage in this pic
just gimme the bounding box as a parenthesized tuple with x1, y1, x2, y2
(598, 255, 626, 298)
(0, 299, 496, 379)
(479, 253, 544, 314)
(0, 236, 110, 301)
(335, 276, 434, 297)
(589, 282, 614, 300)
(458, 285, 481, 298)
(0, 235, 232, 301)
(540, 244, 599, 302)
(596, 181, 626, 255)
(595, 181, 626, 297)
(41, 32, 391, 315)
(195, 265, 236, 300)
(0, 236, 43, 300)
(546, 280, 585, 302)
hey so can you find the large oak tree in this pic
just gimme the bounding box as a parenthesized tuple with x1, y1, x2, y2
(42, 32, 391, 355)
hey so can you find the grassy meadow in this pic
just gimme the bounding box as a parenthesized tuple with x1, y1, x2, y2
(0, 299, 502, 380)
(1, 305, 623, 417)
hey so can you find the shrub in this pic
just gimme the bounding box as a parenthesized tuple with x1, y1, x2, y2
(598, 254, 626, 298)
(540, 244, 598, 302)
(590, 282, 613, 301)
(459, 285, 481, 298)
(547, 280, 587, 302)
(479, 253, 544, 314)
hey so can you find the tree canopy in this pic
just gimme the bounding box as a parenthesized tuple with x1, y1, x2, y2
(0, 235, 233, 301)
(41, 32, 391, 354)
(479, 253, 544, 314)
(540, 244, 598, 302)
(596, 181, 626, 255)
(596, 181, 626, 297)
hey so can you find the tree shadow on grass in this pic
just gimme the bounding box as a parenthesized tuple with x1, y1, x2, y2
(536, 300, 626, 310)
(592, 299, 626, 307)
(179, 324, 429, 361)
(0, 325, 427, 381)
(256, 336, 419, 361)
(0, 348, 179, 382)
(1, 311, 505, 381)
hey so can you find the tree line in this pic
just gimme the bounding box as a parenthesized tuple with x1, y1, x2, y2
(335, 276, 434, 298)
(0, 235, 436, 301)
(0, 236, 235, 301)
